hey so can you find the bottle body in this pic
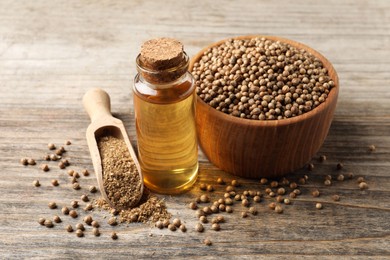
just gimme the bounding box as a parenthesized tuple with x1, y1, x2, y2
(133, 72, 198, 194)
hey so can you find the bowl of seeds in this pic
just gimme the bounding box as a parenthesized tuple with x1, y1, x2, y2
(190, 35, 339, 178)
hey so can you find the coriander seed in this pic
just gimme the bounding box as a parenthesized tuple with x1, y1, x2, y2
(69, 210, 78, 218)
(289, 192, 297, 198)
(84, 215, 93, 225)
(108, 217, 117, 226)
(319, 155, 327, 162)
(82, 169, 89, 176)
(163, 219, 170, 227)
(298, 178, 306, 185)
(276, 195, 284, 203)
(38, 217, 45, 225)
(231, 180, 239, 187)
(284, 198, 291, 205)
(20, 158, 28, 165)
(71, 200, 79, 208)
(203, 206, 212, 215)
(179, 224, 187, 232)
(27, 158, 36, 165)
(89, 186, 97, 193)
(293, 189, 301, 195)
(241, 199, 249, 207)
(226, 185, 235, 192)
(76, 229, 84, 237)
(204, 239, 212, 246)
(67, 169, 74, 176)
(277, 187, 286, 195)
(62, 206, 70, 215)
(155, 220, 164, 229)
(253, 195, 261, 202)
(73, 183, 81, 190)
(199, 216, 208, 223)
(48, 202, 57, 209)
(207, 185, 214, 192)
(84, 203, 93, 211)
(275, 205, 283, 214)
(189, 202, 197, 210)
(336, 163, 344, 170)
(332, 195, 340, 201)
(33, 180, 40, 187)
(44, 219, 54, 228)
(195, 209, 205, 218)
(172, 218, 181, 227)
(225, 198, 233, 205)
(199, 183, 207, 190)
(66, 225, 73, 232)
(225, 206, 233, 213)
(110, 209, 119, 216)
(249, 207, 257, 215)
(211, 223, 220, 231)
(195, 223, 204, 232)
(337, 174, 345, 181)
(168, 224, 176, 231)
(40, 164, 49, 172)
(307, 163, 314, 171)
(241, 211, 248, 218)
(81, 194, 89, 202)
(50, 154, 59, 161)
(316, 203, 323, 209)
(58, 161, 66, 169)
(270, 181, 278, 188)
(312, 189, 320, 197)
(368, 144, 376, 152)
(53, 215, 61, 223)
(48, 143, 56, 150)
(76, 223, 85, 231)
(359, 182, 368, 190)
(217, 177, 225, 184)
(269, 191, 276, 197)
(268, 202, 276, 210)
(290, 182, 297, 189)
(357, 177, 365, 183)
(51, 179, 59, 186)
(324, 180, 332, 186)
(91, 220, 99, 228)
(92, 228, 100, 237)
(260, 178, 268, 184)
(200, 194, 210, 203)
(111, 232, 118, 240)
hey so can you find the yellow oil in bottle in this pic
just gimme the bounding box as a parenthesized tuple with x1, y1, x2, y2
(133, 76, 198, 194)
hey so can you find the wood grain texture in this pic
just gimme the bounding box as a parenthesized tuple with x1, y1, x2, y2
(0, 0, 389, 258)
(191, 35, 339, 178)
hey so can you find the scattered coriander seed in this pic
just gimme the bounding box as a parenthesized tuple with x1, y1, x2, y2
(69, 210, 78, 218)
(66, 224, 73, 232)
(332, 195, 340, 201)
(304, 175, 309, 181)
(61, 159, 70, 166)
(290, 182, 297, 189)
(210, 205, 219, 213)
(73, 183, 81, 190)
(196, 209, 205, 218)
(293, 189, 301, 195)
(55, 149, 63, 155)
(108, 217, 117, 226)
(241, 211, 248, 218)
(48, 143, 56, 150)
(199, 183, 207, 191)
(38, 217, 45, 225)
(71, 200, 79, 208)
(368, 144, 376, 152)
(298, 178, 306, 185)
(76, 229, 84, 237)
(268, 202, 276, 210)
(346, 172, 354, 179)
(204, 239, 212, 246)
(111, 232, 118, 240)
(172, 218, 181, 227)
(58, 161, 66, 169)
(65, 140, 72, 145)
(265, 188, 272, 194)
(51, 179, 59, 186)
(60, 146, 66, 153)
(207, 185, 214, 192)
(260, 178, 268, 185)
(44, 155, 50, 161)
(76, 223, 85, 231)
(91, 220, 99, 228)
(226, 185, 235, 192)
(217, 177, 225, 184)
(324, 180, 332, 186)
(81, 194, 89, 202)
(225, 198, 233, 205)
(276, 195, 284, 203)
(269, 192, 276, 197)
(253, 195, 261, 202)
(48, 202, 57, 209)
(307, 163, 314, 171)
(84, 215, 93, 225)
(270, 181, 278, 188)
(130, 214, 138, 222)
(211, 223, 221, 231)
(200, 194, 210, 203)
(189, 202, 198, 210)
(53, 215, 61, 223)
(277, 187, 286, 195)
(195, 197, 201, 203)
(44, 219, 54, 228)
(249, 207, 257, 215)
(231, 180, 239, 187)
(155, 220, 164, 229)
(40, 164, 49, 172)
(224, 193, 231, 198)
(195, 223, 204, 232)
(325, 175, 332, 181)
(179, 224, 187, 232)
(199, 216, 208, 223)
(73, 172, 80, 178)
(319, 155, 327, 162)
(225, 206, 233, 213)
(275, 205, 283, 214)
(163, 219, 170, 228)
(33, 180, 40, 187)
(82, 169, 89, 176)
(337, 174, 345, 181)
(92, 228, 100, 237)
(203, 206, 212, 215)
(241, 199, 249, 207)
(168, 224, 176, 231)
(336, 163, 344, 170)
(284, 198, 291, 205)
(89, 186, 97, 193)
(27, 158, 36, 165)
(289, 192, 297, 198)
(50, 154, 58, 161)
(219, 204, 226, 212)
(281, 178, 290, 186)
(84, 203, 93, 211)
(216, 216, 225, 223)
(316, 203, 323, 209)
(61, 206, 70, 215)
(67, 169, 74, 176)
(357, 177, 365, 183)
(110, 209, 119, 216)
(20, 158, 28, 165)
(359, 182, 368, 190)
(312, 189, 320, 197)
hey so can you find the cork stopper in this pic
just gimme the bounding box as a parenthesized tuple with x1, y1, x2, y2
(140, 38, 184, 70)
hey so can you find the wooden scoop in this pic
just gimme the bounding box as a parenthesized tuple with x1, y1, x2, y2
(83, 88, 143, 210)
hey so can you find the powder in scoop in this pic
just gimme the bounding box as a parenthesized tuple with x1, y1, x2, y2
(98, 136, 142, 209)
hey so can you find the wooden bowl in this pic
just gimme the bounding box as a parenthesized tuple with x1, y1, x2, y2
(190, 35, 339, 178)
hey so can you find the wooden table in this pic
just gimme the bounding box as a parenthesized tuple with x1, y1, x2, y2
(1, 0, 389, 258)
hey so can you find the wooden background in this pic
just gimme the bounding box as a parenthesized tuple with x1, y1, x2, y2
(0, 0, 389, 258)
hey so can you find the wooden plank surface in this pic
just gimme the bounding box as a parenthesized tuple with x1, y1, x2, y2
(0, 0, 389, 258)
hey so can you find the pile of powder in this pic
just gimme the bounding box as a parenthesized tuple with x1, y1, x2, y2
(95, 188, 171, 224)
(98, 135, 142, 209)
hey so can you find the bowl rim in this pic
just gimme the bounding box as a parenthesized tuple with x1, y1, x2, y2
(189, 35, 339, 127)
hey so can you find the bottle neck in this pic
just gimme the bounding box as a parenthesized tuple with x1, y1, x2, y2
(136, 52, 190, 87)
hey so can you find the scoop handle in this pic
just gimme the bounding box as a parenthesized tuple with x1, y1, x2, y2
(83, 88, 112, 122)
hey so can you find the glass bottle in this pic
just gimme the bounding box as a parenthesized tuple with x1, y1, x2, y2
(133, 38, 198, 194)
